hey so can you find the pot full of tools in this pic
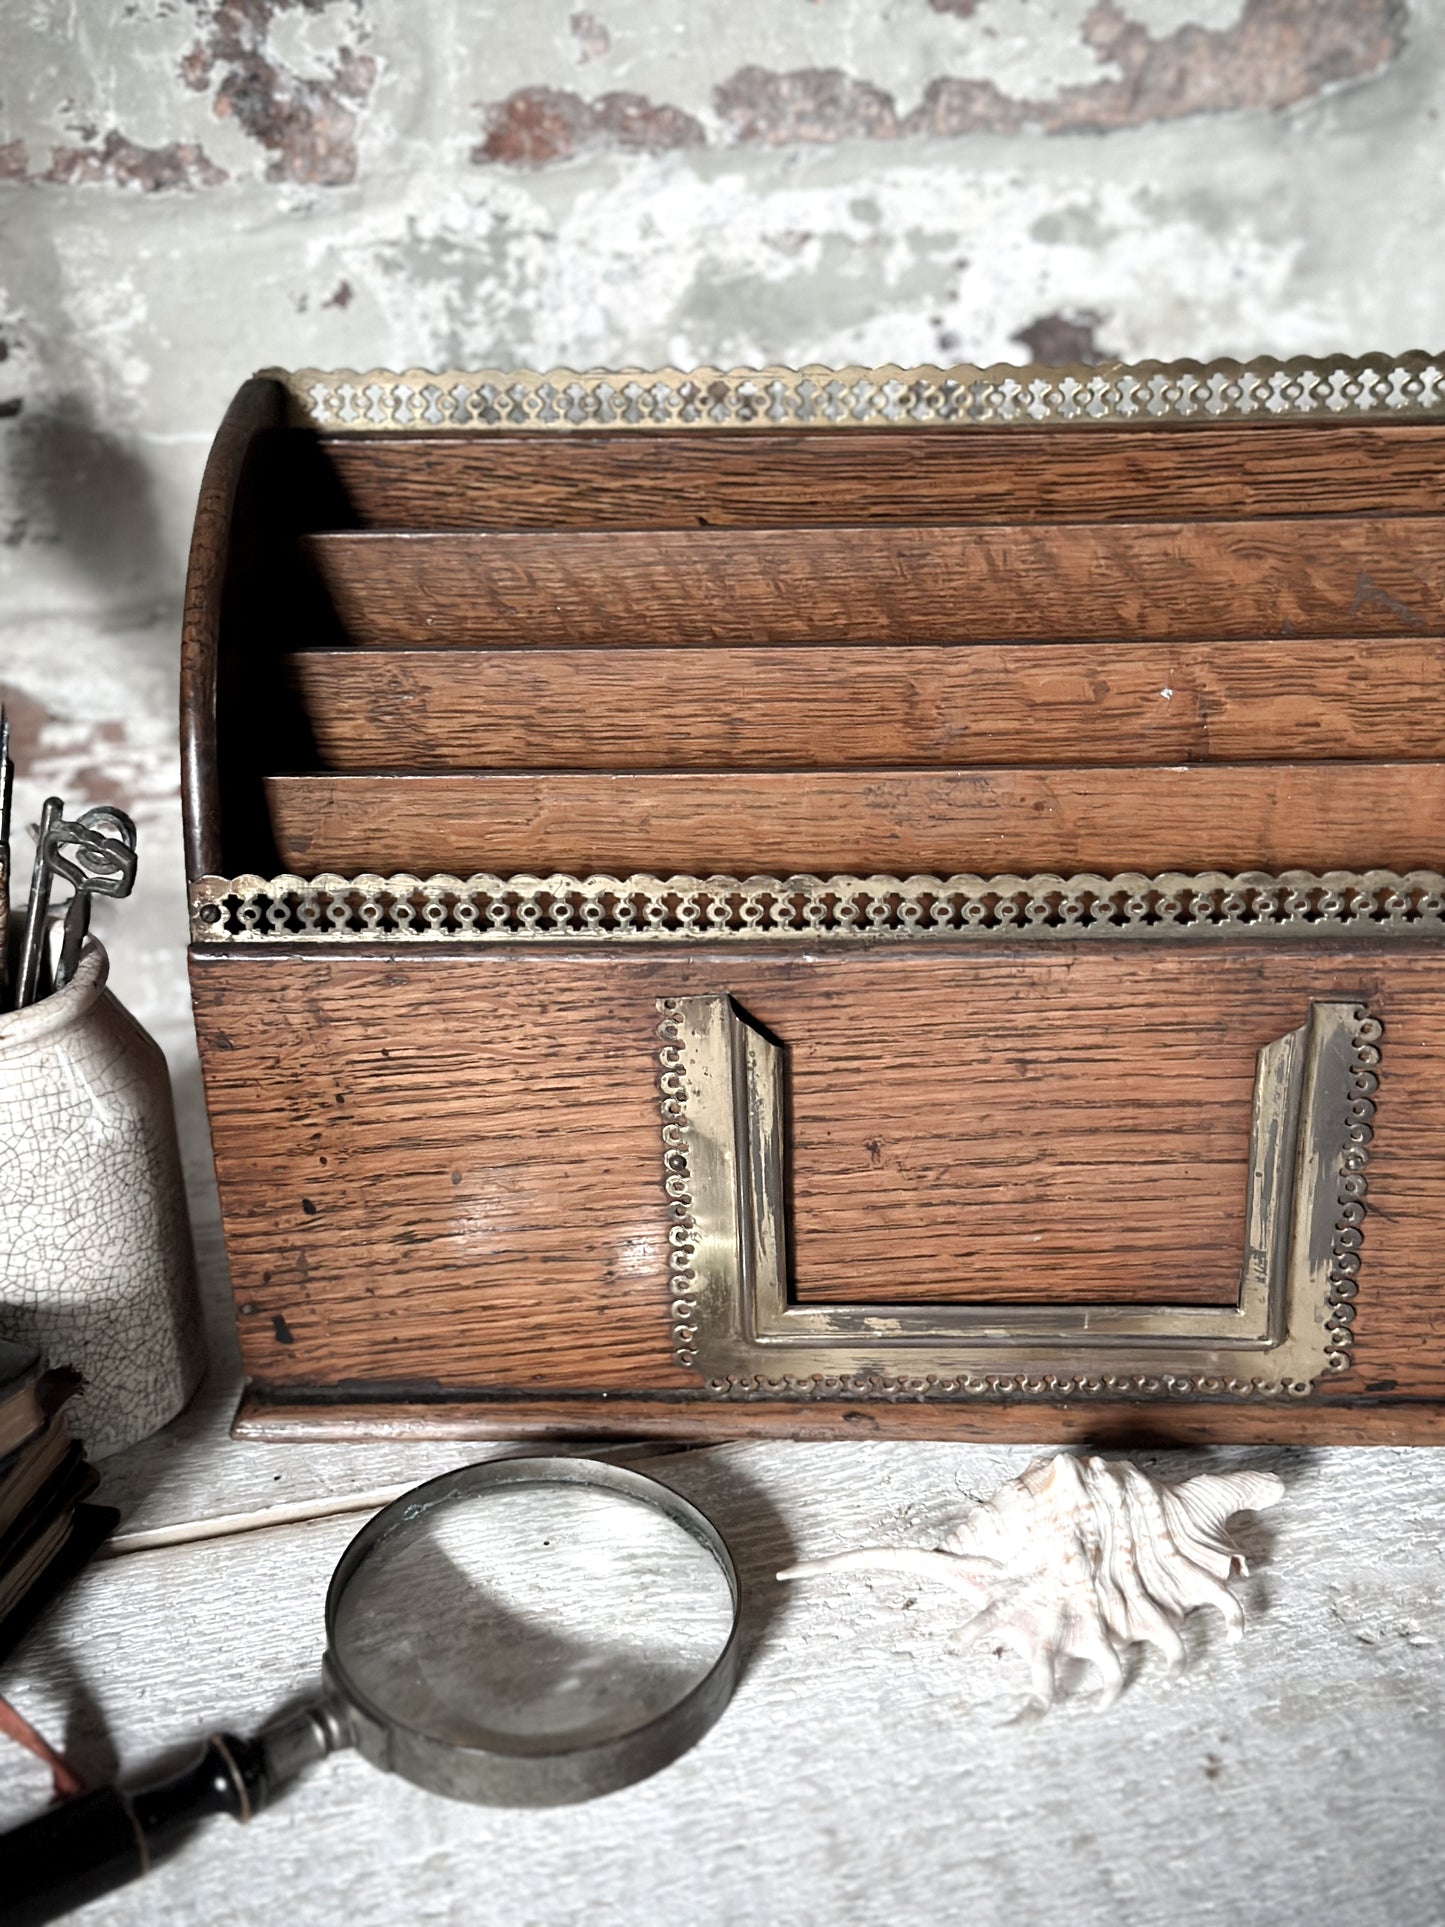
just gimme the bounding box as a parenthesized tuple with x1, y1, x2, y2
(0, 715, 204, 1457)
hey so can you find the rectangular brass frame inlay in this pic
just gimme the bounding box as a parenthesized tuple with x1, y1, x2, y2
(656, 996, 1378, 1402)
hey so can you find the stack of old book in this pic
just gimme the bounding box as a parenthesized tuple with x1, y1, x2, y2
(0, 1339, 114, 1661)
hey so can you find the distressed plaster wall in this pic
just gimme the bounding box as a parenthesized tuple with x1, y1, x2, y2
(0, 1, 1440, 1255)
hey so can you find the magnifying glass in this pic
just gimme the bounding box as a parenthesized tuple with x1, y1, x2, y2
(3, 1457, 742, 1925)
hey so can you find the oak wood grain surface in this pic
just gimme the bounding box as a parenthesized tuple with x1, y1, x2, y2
(190, 943, 1445, 1433)
(262, 763, 1445, 876)
(180, 376, 286, 876)
(281, 639, 1445, 771)
(298, 520, 1445, 647)
(315, 423, 1445, 528)
(182, 396, 1445, 1451)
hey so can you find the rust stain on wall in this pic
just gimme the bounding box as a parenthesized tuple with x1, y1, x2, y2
(182, 0, 376, 187)
(0, 132, 226, 191)
(569, 10, 612, 62)
(730, 0, 1406, 142)
(0, 688, 54, 775)
(713, 67, 898, 145)
(59, 720, 138, 812)
(1066, 0, 1408, 127)
(42, 134, 228, 192)
(0, 685, 157, 816)
(474, 86, 705, 165)
(913, 0, 1410, 135)
(1013, 310, 1110, 364)
(474, 0, 1404, 167)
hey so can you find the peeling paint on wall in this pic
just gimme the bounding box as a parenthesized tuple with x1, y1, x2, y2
(1021, 0, 1407, 132)
(728, 0, 1407, 147)
(181, 0, 376, 186)
(31, 134, 228, 192)
(477, 0, 1408, 166)
(1013, 308, 1112, 362)
(713, 68, 901, 147)
(474, 87, 705, 167)
(0, 0, 1437, 631)
(569, 11, 613, 63)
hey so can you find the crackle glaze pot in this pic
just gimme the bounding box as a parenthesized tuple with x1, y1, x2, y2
(0, 938, 204, 1457)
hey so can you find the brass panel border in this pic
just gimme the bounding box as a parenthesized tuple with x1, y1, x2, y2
(190, 869, 1445, 945)
(656, 995, 1380, 1403)
(269, 353, 1445, 432)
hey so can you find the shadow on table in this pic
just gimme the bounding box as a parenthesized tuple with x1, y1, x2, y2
(627, 1449, 798, 1690)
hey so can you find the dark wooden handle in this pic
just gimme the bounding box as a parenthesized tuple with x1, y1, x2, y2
(0, 1733, 266, 1927)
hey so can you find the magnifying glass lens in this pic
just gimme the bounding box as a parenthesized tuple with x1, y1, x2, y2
(331, 1478, 736, 1752)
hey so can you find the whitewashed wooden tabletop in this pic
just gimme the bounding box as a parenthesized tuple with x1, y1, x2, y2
(3, 1081, 1445, 1927)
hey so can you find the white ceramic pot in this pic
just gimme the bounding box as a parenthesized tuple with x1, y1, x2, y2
(0, 938, 204, 1457)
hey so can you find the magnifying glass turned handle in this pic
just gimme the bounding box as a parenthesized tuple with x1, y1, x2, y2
(1, 1706, 344, 1926)
(0, 1732, 265, 1925)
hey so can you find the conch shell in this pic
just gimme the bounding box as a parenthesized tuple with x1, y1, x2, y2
(779, 1453, 1284, 1710)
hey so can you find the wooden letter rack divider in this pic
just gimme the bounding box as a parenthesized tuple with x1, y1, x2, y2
(184, 354, 1445, 1444)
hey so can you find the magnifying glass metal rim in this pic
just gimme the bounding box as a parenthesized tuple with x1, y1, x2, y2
(322, 1454, 744, 1807)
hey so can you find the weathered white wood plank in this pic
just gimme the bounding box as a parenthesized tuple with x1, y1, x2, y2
(3, 1441, 1444, 1927)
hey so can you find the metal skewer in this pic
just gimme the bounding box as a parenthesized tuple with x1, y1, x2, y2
(0, 707, 11, 1009)
(15, 796, 63, 1009)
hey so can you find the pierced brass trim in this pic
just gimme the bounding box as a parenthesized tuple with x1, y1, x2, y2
(656, 995, 1380, 1402)
(270, 353, 1445, 432)
(190, 869, 1445, 945)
